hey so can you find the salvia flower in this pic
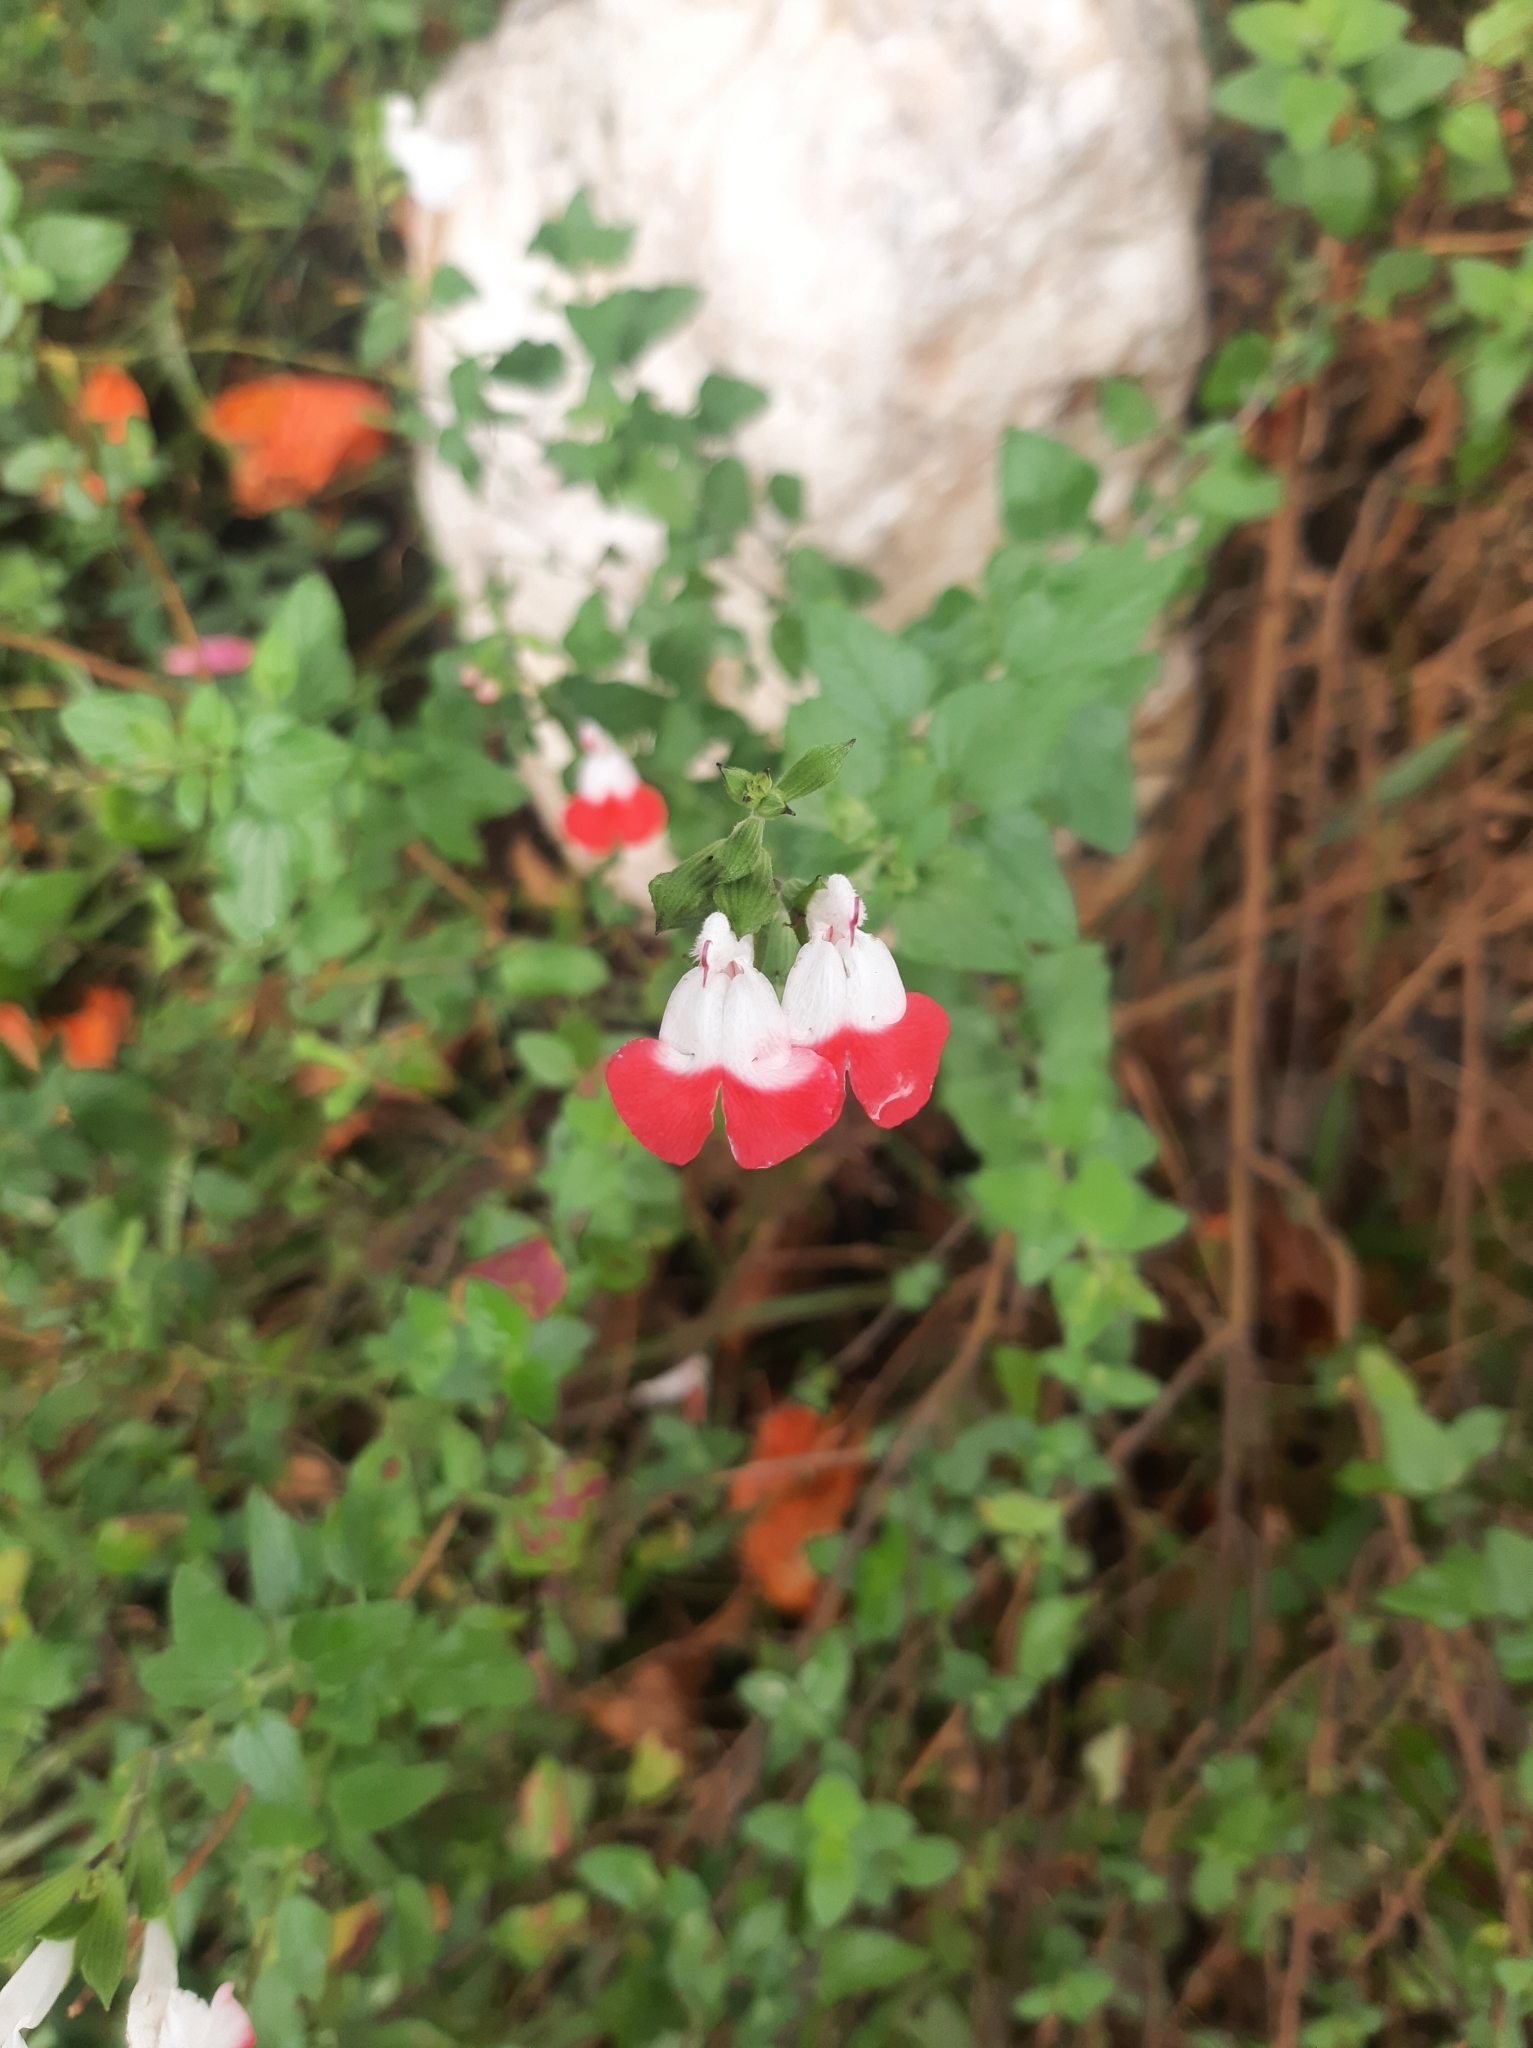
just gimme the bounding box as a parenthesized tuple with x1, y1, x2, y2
(163, 636, 254, 678)
(80, 365, 149, 445)
(782, 873, 948, 1128)
(127, 1921, 255, 2048)
(562, 721, 668, 854)
(0, 1940, 74, 2048)
(607, 912, 843, 1169)
(205, 376, 389, 517)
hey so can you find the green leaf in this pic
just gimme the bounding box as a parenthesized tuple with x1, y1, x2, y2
(136, 1560, 267, 1707)
(1279, 71, 1355, 155)
(1016, 1594, 1090, 1691)
(1230, 2, 1313, 63)
(212, 815, 298, 945)
(330, 1759, 451, 1832)
(23, 214, 132, 308)
(0, 160, 19, 229)
(1451, 257, 1519, 323)
(1015, 1966, 1116, 2025)
(246, 1489, 303, 1615)
(0, 868, 88, 967)
(1327, 0, 1408, 65)
(291, 1603, 412, 1689)
(1098, 377, 1160, 446)
(1200, 333, 1273, 415)
(1371, 725, 1468, 807)
(76, 1874, 127, 2007)
(491, 339, 565, 387)
(0, 1868, 84, 1957)
(529, 190, 634, 270)
(242, 725, 351, 820)
(230, 1712, 307, 1806)
(1467, 0, 1533, 66)
(576, 1845, 663, 1911)
(1212, 63, 1289, 131)
(1362, 42, 1464, 120)
(1356, 1346, 1503, 1495)
(816, 1928, 927, 2004)
(1061, 1156, 1185, 1253)
(696, 373, 769, 435)
(427, 263, 476, 309)
(791, 605, 933, 796)
(128, 1823, 171, 1924)
(60, 693, 177, 784)
(566, 286, 701, 373)
(255, 574, 356, 717)
(1439, 100, 1506, 166)
(1378, 1545, 1492, 1631)
(998, 430, 1098, 540)
(497, 940, 609, 999)
(1297, 142, 1379, 237)
(1360, 247, 1436, 319)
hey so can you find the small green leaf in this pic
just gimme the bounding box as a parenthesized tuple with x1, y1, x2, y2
(529, 190, 634, 270)
(0, 1868, 84, 1957)
(816, 1928, 926, 2003)
(567, 286, 701, 373)
(76, 1873, 127, 2007)
(426, 263, 476, 309)
(1279, 72, 1355, 156)
(998, 430, 1098, 541)
(1229, 2, 1313, 64)
(331, 1759, 450, 1832)
(1362, 42, 1464, 120)
(576, 1844, 663, 1911)
(1327, 0, 1408, 66)
(128, 1822, 171, 1924)
(491, 340, 565, 387)
(696, 373, 769, 435)
(1297, 142, 1379, 237)
(1439, 99, 1506, 166)
(497, 941, 609, 999)
(1098, 376, 1160, 446)
(23, 214, 131, 308)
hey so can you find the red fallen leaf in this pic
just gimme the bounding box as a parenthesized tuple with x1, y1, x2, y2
(80, 364, 149, 445)
(463, 1236, 568, 1318)
(729, 1403, 862, 1615)
(318, 1108, 376, 1159)
(42, 986, 133, 1071)
(205, 374, 390, 515)
(0, 1003, 41, 1072)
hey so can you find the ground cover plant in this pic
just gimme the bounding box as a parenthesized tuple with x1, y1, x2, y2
(4, 1, 1533, 2045)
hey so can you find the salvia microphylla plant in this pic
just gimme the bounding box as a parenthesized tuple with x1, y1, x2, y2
(604, 742, 949, 1168)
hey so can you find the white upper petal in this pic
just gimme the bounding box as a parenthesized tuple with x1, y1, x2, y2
(805, 873, 860, 947)
(0, 1941, 74, 2048)
(781, 935, 850, 1047)
(841, 929, 907, 1033)
(717, 962, 794, 1079)
(574, 721, 641, 803)
(161, 1986, 254, 2048)
(127, 1922, 178, 2048)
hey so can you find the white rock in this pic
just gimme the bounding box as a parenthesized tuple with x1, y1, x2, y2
(405, 0, 1209, 867)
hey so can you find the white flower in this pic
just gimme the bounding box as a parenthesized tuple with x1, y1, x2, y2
(127, 1923, 254, 2048)
(780, 873, 948, 1129)
(606, 912, 844, 1169)
(0, 1940, 74, 2048)
(381, 95, 475, 214)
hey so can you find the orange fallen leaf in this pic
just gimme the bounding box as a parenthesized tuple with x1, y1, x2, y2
(42, 986, 133, 1071)
(730, 1404, 862, 1615)
(205, 374, 389, 515)
(328, 1900, 383, 1973)
(0, 1003, 40, 1072)
(462, 1236, 568, 1319)
(80, 364, 149, 444)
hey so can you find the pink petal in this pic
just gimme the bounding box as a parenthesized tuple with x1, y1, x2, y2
(845, 992, 949, 1129)
(605, 1039, 721, 1164)
(613, 782, 667, 845)
(162, 635, 255, 677)
(720, 1046, 845, 1170)
(207, 1985, 257, 2048)
(464, 1236, 568, 1317)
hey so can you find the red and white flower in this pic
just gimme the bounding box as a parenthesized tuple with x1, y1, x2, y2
(0, 1940, 74, 2048)
(607, 912, 843, 1169)
(127, 1922, 255, 2048)
(562, 721, 668, 855)
(781, 874, 948, 1128)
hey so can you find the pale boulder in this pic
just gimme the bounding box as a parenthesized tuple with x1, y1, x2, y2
(402, 0, 1209, 856)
